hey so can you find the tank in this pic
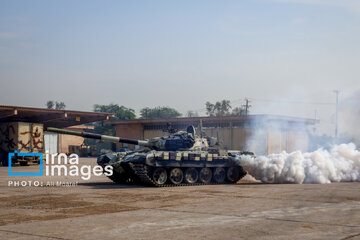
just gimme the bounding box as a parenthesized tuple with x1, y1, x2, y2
(46, 126, 253, 187)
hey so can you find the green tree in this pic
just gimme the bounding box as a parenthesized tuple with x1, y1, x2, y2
(140, 106, 181, 119)
(55, 101, 66, 110)
(46, 101, 54, 109)
(46, 101, 66, 110)
(219, 100, 231, 116)
(205, 100, 232, 117)
(85, 104, 136, 152)
(205, 102, 215, 116)
(94, 104, 136, 120)
(231, 107, 246, 116)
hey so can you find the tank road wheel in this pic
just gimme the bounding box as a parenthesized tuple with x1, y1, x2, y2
(226, 167, 241, 183)
(152, 168, 167, 185)
(169, 168, 184, 185)
(199, 167, 212, 184)
(184, 168, 199, 184)
(213, 167, 226, 184)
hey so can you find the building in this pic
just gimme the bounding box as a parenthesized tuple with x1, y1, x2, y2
(46, 125, 95, 154)
(109, 115, 317, 155)
(0, 105, 111, 164)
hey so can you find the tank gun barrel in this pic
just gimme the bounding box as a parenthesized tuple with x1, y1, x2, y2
(46, 127, 152, 147)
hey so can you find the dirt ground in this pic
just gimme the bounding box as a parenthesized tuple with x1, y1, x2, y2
(0, 158, 359, 240)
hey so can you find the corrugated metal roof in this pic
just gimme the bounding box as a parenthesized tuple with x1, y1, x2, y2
(0, 105, 112, 128)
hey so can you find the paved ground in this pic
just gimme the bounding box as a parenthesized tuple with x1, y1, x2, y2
(0, 158, 359, 240)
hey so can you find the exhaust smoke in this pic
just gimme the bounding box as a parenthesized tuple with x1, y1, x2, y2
(238, 143, 360, 184)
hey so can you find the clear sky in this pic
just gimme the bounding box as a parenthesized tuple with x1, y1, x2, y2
(0, 0, 359, 135)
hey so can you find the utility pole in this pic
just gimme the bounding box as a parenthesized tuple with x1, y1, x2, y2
(333, 90, 339, 139)
(243, 98, 251, 115)
(313, 109, 317, 134)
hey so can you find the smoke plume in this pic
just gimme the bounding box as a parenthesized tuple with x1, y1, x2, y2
(339, 90, 360, 146)
(239, 143, 360, 184)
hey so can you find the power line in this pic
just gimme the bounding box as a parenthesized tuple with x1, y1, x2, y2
(247, 98, 335, 106)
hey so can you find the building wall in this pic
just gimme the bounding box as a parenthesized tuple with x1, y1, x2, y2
(203, 127, 232, 149)
(0, 122, 44, 153)
(267, 130, 283, 154)
(58, 134, 84, 154)
(44, 133, 58, 154)
(232, 127, 252, 150)
(48, 125, 94, 154)
(116, 123, 143, 149)
(286, 130, 308, 153)
(144, 129, 163, 140)
(202, 126, 253, 150)
(246, 129, 268, 155)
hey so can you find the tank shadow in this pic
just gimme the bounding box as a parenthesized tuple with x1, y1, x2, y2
(237, 182, 302, 185)
(236, 182, 267, 185)
(79, 181, 268, 189)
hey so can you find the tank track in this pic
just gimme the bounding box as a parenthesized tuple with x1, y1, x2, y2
(127, 163, 246, 187)
(107, 171, 131, 184)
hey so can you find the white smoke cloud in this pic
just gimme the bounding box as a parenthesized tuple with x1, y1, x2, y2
(239, 143, 360, 184)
